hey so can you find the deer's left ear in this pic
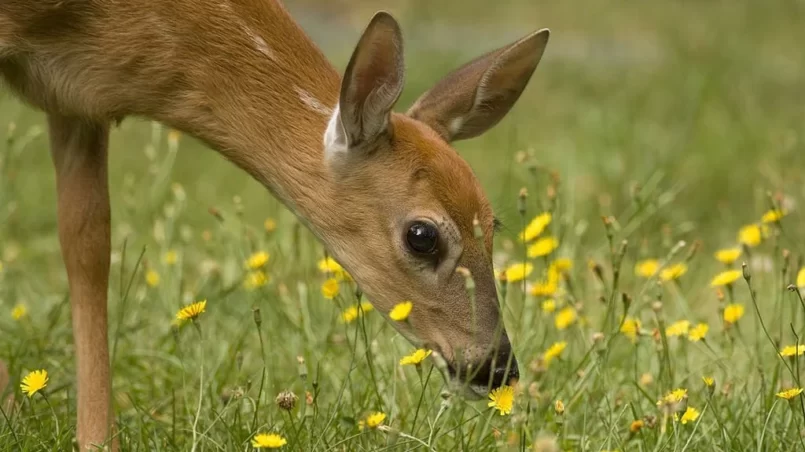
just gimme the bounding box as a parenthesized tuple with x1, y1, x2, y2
(407, 29, 549, 143)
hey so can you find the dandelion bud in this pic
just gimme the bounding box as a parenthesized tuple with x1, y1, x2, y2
(554, 399, 565, 416)
(275, 390, 298, 411)
(742, 262, 751, 282)
(297, 356, 308, 381)
(517, 188, 528, 215)
(592, 332, 605, 344)
(651, 301, 663, 313)
(252, 306, 262, 328)
(305, 391, 314, 405)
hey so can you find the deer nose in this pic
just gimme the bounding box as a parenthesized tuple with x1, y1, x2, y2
(490, 356, 519, 388)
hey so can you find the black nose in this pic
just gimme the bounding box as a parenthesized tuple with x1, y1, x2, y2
(490, 357, 519, 388)
(464, 348, 519, 390)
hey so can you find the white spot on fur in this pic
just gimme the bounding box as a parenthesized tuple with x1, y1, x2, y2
(245, 27, 276, 60)
(324, 104, 348, 160)
(448, 117, 465, 136)
(294, 85, 331, 116)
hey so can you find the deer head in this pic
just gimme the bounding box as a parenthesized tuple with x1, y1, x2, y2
(321, 12, 549, 397)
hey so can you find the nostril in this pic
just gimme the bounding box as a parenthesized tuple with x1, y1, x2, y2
(491, 359, 519, 388)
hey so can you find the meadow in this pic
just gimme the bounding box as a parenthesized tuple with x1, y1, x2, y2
(1, 0, 805, 450)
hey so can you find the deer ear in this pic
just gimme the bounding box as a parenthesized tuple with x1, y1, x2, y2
(407, 29, 549, 142)
(324, 12, 405, 159)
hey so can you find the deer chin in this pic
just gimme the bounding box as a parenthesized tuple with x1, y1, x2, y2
(429, 350, 487, 401)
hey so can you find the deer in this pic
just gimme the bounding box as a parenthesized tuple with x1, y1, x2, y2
(0, 0, 549, 449)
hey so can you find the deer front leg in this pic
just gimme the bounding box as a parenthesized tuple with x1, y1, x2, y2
(48, 115, 116, 451)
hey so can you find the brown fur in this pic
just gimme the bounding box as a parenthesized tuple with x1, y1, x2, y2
(0, 1, 548, 449)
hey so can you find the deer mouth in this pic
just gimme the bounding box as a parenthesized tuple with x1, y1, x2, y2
(429, 351, 488, 401)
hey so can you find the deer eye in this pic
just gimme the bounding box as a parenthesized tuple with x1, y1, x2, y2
(406, 222, 439, 255)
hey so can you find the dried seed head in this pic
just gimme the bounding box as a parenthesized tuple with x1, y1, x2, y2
(275, 390, 298, 411)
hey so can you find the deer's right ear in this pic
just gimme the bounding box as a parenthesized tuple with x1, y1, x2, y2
(324, 12, 405, 160)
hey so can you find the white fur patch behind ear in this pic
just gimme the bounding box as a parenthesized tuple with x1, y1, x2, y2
(324, 103, 349, 160)
(448, 117, 465, 137)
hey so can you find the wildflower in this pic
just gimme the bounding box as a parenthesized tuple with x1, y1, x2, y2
(341, 306, 359, 323)
(503, 263, 533, 283)
(660, 263, 687, 281)
(176, 300, 206, 322)
(797, 268, 805, 288)
(251, 432, 287, 448)
(776, 388, 803, 400)
(358, 301, 373, 313)
(245, 251, 270, 270)
(688, 323, 709, 341)
(11, 303, 27, 320)
(264, 218, 277, 233)
(389, 301, 413, 321)
(528, 236, 559, 258)
(520, 212, 552, 242)
(550, 258, 573, 273)
(488, 385, 515, 415)
(620, 317, 641, 342)
(761, 208, 787, 224)
(275, 390, 298, 411)
(20, 369, 48, 397)
(554, 306, 577, 330)
(554, 399, 565, 415)
(635, 259, 659, 278)
(702, 376, 714, 387)
(400, 349, 432, 366)
(318, 257, 350, 280)
(657, 388, 687, 406)
(163, 250, 178, 265)
(629, 419, 644, 433)
(710, 270, 742, 287)
(321, 278, 340, 299)
(666, 320, 690, 337)
(680, 407, 700, 425)
(639, 373, 653, 387)
(714, 248, 742, 265)
(244, 271, 269, 289)
(723, 304, 745, 324)
(361, 412, 386, 429)
(530, 279, 558, 297)
(543, 341, 567, 366)
(541, 299, 557, 314)
(738, 224, 762, 247)
(780, 345, 805, 357)
(145, 269, 160, 287)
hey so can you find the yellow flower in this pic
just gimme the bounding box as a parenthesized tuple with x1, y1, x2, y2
(502, 263, 533, 283)
(635, 259, 659, 278)
(245, 251, 270, 270)
(761, 208, 788, 224)
(738, 224, 762, 247)
(550, 258, 573, 273)
(163, 250, 178, 265)
(780, 345, 805, 357)
(714, 248, 742, 265)
(145, 269, 160, 287)
(263, 218, 277, 233)
(520, 212, 552, 242)
(321, 278, 340, 299)
(630, 419, 644, 433)
(710, 270, 742, 287)
(723, 304, 745, 324)
(530, 279, 558, 297)
(541, 299, 557, 314)
(555, 307, 577, 330)
(680, 407, 700, 425)
(660, 263, 687, 281)
(176, 300, 206, 322)
(11, 303, 27, 320)
(702, 376, 714, 387)
(543, 341, 567, 366)
(797, 268, 805, 288)
(251, 432, 287, 448)
(527, 236, 559, 258)
(776, 388, 803, 400)
(657, 388, 687, 406)
(620, 317, 641, 342)
(554, 399, 565, 415)
(487, 385, 515, 415)
(688, 323, 709, 342)
(20, 369, 48, 397)
(666, 320, 691, 337)
(244, 271, 269, 289)
(400, 349, 432, 366)
(389, 301, 413, 321)
(363, 412, 386, 429)
(318, 257, 351, 280)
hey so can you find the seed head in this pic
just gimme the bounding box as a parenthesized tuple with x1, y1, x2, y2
(275, 390, 298, 411)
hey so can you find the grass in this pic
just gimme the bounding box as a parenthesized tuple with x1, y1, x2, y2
(1, 0, 805, 450)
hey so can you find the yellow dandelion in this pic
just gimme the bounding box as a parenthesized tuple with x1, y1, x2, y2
(554, 399, 565, 415)
(797, 268, 805, 288)
(20, 369, 48, 398)
(555, 307, 577, 330)
(317, 257, 351, 280)
(660, 263, 687, 281)
(541, 299, 557, 314)
(657, 388, 687, 406)
(11, 303, 27, 320)
(761, 208, 788, 224)
(400, 349, 432, 366)
(680, 407, 700, 425)
(340, 305, 359, 323)
(620, 317, 641, 342)
(630, 419, 644, 433)
(364, 412, 386, 429)
(666, 320, 691, 337)
(520, 212, 552, 242)
(527, 236, 559, 258)
(264, 218, 277, 233)
(487, 385, 515, 416)
(710, 270, 742, 287)
(321, 278, 340, 299)
(543, 341, 567, 366)
(358, 301, 373, 313)
(176, 300, 206, 322)
(145, 269, 160, 287)
(723, 304, 745, 324)
(688, 323, 709, 342)
(738, 224, 762, 247)
(389, 301, 413, 321)
(714, 248, 742, 265)
(550, 258, 573, 273)
(251, 432, 287, 448)
(702, 376, 714, 387)
(245, 251, 270, 270)
(530, 279, 558, 297)
(163, 250, 178, 265)
(635, 259, 659, 278)
(777, 388, 803, 400)
(780, 345, 805, 357)
(502, 263, 533, 283)
(244, 271, 269, 289)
